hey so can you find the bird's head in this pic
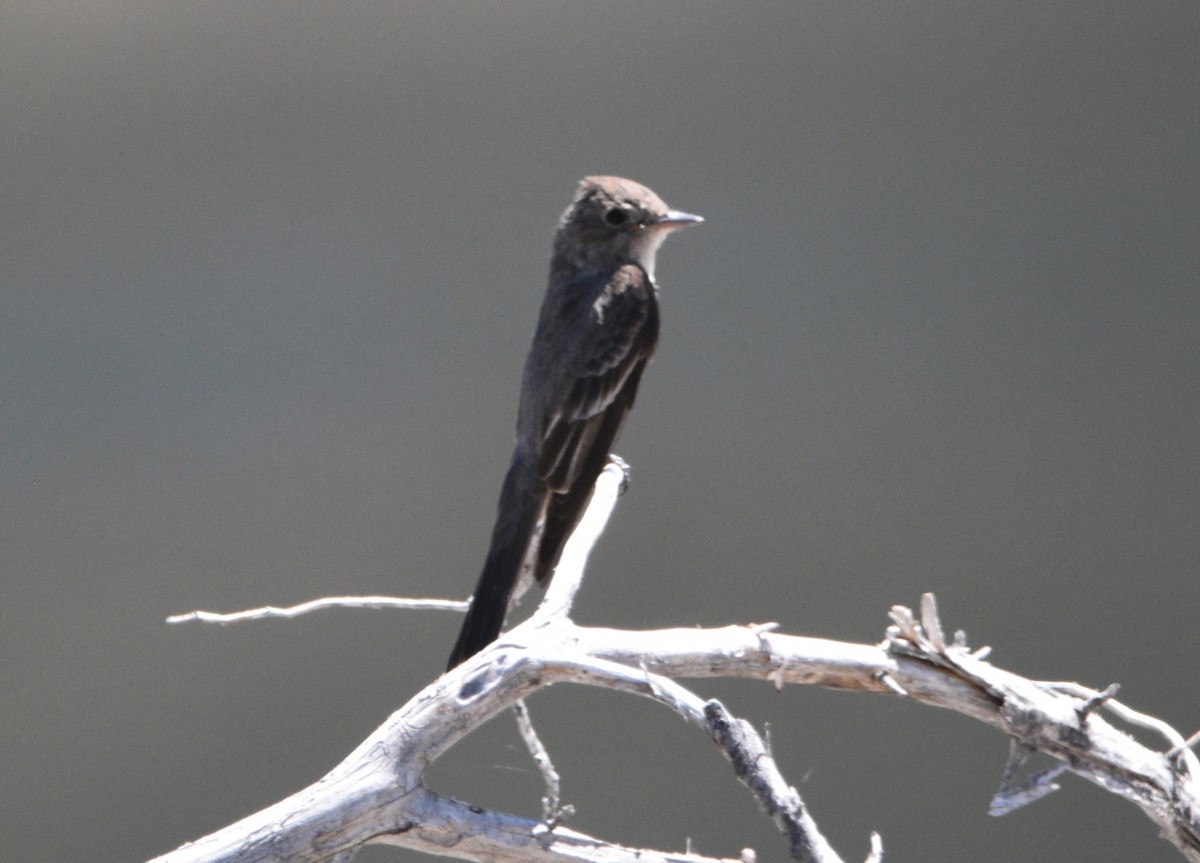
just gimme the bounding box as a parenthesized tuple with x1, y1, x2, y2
(553, 176, 702, 280)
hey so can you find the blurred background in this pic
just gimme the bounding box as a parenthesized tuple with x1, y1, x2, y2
(3, 3, 1198, 861)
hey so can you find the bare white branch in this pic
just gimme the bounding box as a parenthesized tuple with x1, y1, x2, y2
(166, 595, 467, 625)
(533, 458, 629, 622)
(152, 605, 1200, 863)
(863, 832, 883, 863)
(153, 460, 1200, 863)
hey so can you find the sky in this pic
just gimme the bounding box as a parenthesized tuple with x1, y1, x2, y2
(3, 3, 1198, 862)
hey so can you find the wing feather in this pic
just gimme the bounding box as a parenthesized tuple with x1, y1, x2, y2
(538, 265, 658, 489)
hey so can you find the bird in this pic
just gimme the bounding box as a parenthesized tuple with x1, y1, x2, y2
(447, 176, 702, 669)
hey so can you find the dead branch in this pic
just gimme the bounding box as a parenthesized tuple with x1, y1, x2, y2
(156, 461, 1200, 863)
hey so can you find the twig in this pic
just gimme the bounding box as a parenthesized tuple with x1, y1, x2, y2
(1169, 730, 1200, 764)
(703, 700, 849, 863)
(1076, 683, 1121, 722)
(166, 595, 467, 625)
(989, 741, 1068, 816)
(513, 699, 571, 826)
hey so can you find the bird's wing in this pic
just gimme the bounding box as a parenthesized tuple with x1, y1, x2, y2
(538, 264, 659, 491)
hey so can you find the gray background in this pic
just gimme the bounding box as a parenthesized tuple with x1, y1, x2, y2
(4, 3, 1198, 861)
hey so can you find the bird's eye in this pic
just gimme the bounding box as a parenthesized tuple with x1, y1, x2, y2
(604, 207, 627, 226)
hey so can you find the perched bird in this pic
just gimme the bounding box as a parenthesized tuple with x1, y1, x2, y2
(447, 176, 702, 669)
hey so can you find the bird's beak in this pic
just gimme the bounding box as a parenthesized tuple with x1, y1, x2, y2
(651, 210, 704, 231)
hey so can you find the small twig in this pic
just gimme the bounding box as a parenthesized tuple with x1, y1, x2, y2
(166, 595, 467, 624)
(1045, 681, 1200, 772)
(1169, 729, 1200, 764)
(872, 670, 907, 697)
(990, 763, 1068, 816)
(1076, 683, 1121, 723)
(919, 593, 946, 652)
(997, 740, 1031, 788)
(513, 699, 572, 826)
(703, 700, 849, 863)
(1046, 681, 1186, 746)
(885, 604, 920, 646)
(990, 741, 1066, 816)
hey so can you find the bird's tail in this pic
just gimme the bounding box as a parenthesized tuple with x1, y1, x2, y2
(447, 459, 543, 669)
